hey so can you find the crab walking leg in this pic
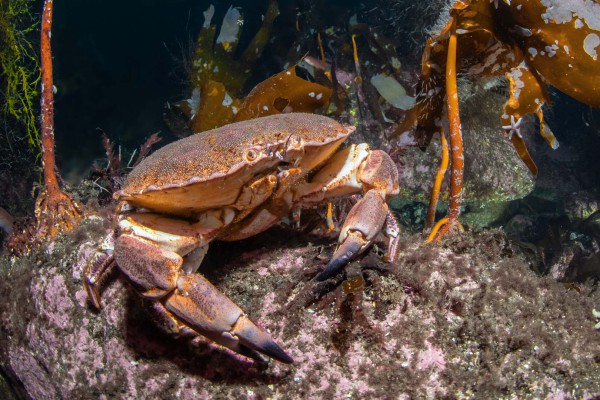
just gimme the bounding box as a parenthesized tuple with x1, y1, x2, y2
(383, 211, 401, 263)
(84, 233, 118, 308)
(84, 253, 116, 309)
(427, 20, 464, 243)
(113, 234, 293, 363)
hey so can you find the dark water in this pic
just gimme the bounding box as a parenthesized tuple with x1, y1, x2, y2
(53, 0, 268, 177)
(50, 0, 441, 178)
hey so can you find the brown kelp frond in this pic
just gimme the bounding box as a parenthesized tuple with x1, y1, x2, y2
(190, 0, 279, 97)
(168, 62, 333, 135)
(394, 0, 600, 240)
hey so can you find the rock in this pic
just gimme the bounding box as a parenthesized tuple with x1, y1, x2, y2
(1, 218, 599, 399)
(396, 80, 535, 210)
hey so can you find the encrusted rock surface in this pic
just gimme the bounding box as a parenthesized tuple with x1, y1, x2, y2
(1, 217, 599, 399)
(396, 84, 535, 207)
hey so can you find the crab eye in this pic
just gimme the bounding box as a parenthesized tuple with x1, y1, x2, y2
(244, 149, 258, 162)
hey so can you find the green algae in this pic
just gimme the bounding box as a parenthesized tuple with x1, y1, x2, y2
(0, 0, 40, 151)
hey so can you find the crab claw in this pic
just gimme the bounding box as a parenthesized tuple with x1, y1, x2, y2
(316, 190, 388, 281)
(230, 314, 294, 364)
(165, 274, 293, 364)
(316, 230, 365, 281)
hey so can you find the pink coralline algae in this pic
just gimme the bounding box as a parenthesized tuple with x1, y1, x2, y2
(0, 219, 599, 399)
(416, 342, 446, 371)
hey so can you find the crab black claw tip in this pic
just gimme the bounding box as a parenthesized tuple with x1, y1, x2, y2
(259, 340, 295, 364)
(316, 231, 365, 281)
(233, 315, 294, 364)
(315, 254, 351, 281)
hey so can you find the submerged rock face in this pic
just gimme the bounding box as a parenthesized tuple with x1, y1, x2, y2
(0, 218, 599, 399)
(396, 82, 535, 207)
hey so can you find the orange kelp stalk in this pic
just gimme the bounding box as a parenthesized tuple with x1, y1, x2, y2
(35, 0, 82, 241)
(425, 131, 448, 232)
(427, 21, 464, 241)
(393, 0, 600, 241)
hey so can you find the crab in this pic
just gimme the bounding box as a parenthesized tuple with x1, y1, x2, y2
(84, 113, 400, 364)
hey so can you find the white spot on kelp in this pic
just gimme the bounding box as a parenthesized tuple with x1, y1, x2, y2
(202, 5, 215, 28)
(216, 6, 242, 47)
(540, 0, 600, 31)
(583, 33, 600, 60)
(222, 93, 233, 107)
(528, 47, 538, 57)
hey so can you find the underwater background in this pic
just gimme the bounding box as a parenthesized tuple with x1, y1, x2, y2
(40, 0, 600, 269)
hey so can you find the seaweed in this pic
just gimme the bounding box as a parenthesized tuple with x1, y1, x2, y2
(33, 0, 83, 244)
(0, 0, 40, 150)
(165, 1, 332, 135)
(190, 1, 279, 97)
(90, 131, 162, 199)
(391, 0, 600, 241)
